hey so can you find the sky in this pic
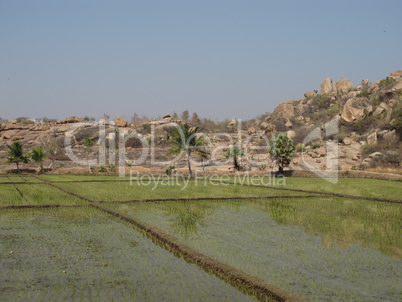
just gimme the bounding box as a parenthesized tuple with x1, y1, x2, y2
(1, 0, 402, 122)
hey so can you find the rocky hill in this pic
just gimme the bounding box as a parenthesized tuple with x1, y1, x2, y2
(245, 70, 402, 171)
(0, 70, 401, 175)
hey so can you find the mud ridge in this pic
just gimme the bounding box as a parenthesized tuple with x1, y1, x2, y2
(219, 181, 402, 204)
(92, 204, 305, 302)
(99, 195, 322, 204)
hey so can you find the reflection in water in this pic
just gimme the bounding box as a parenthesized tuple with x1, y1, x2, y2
(248, 198, 402, 258)
(164, 202, 215, 238)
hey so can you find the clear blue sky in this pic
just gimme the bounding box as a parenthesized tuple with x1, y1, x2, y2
(1, 0, 401, 121)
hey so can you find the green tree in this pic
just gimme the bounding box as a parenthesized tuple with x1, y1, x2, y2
(181, 110, 189, 122)
(268, 133, 295, 174)
(30, 146, 47, 174)
(172, 111, 179, 120)
(191, 112, 201, 125)
(6, 141, 30, 173)
(224, 146, 244, 171)
(167, 124, 209, 178)
(83, 135, 95, 172)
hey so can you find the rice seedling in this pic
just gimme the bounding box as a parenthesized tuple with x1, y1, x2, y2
(0, 207, 256, 302)
(104, 198, 402, 301)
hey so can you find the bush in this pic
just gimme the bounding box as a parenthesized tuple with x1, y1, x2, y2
(390, 104, 402, 138)
(108, 165, 117, 172)
(98, 166, 107, 172)
(354, 115, 374, 133)
(125, 137, 143, 148)
(378, 77, 396, 88)
(314, 94, 330, 109)
(310, 103, 339, 123)
(140, 124, 151, 135)
(294, 125, 315, 144)
(165, 166, 175, 175)
(16, 117, 32, 124)
(361, 136, 400, 156)
(370, 94, 382, 106)
(295, 143, 306, 153)
(361, 143, 377, 156)
(356, 90, 369, 98)
(334, 133, 348, 143)
(310, 141, 320, 149)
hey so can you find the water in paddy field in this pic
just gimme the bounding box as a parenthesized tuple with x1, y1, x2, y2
(0, 208, 255, 302)
(107, 198, 402, 302)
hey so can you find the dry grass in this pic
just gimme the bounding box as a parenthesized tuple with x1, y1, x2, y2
(365, 167, 402, 175)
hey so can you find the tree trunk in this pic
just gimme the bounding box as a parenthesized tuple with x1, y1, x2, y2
(187, 152, 193, 178)
(16, 162, 20, 173)
(234, 156, 240, 171)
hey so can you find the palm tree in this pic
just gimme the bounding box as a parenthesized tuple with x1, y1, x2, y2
(167, 124, 209, 178)
(31, 146, 47, 174)
(224, 146, 244, 171)
(268, 133, 295, 174)
(6, 141, 30, 173)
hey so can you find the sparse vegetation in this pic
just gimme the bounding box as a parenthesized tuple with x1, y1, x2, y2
(295, 143, 306, 153)
(165, 166, 175, 175)
(311, 103, 339, 123)
(314, 94, 330, 109)
(390, 103, 402, 138)
(310, 141, 320, 149)
(378, 77, 396, 88)
(97, 165, 106, 172)
(333, 133, 348, 143)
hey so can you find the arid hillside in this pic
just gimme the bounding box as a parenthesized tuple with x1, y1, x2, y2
(1, 70, 401, 175)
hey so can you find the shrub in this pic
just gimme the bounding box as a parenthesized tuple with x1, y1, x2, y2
(361, 136, 400, 156)
(314, 94, 330, 109)
(108, 165, 117, 172)
(125, 137, 143, 148)
(378, 77, 396, 88)
(294, 125, 315, 144)
(370, 94, 382, 106)
(98, 166, 107, 172)
(165, 166, 175, 175)
(356, 90, 369, 98)
(295, 143, 306, 153)
(334, 133, 348, 143)
(141, 124, 151, 134)
(361, 143, 377, 156)
(390, 104, 402, 138)
(310, 103, 339, 123)
(310, 141, 321, 149)
(354, 115, 374, 133)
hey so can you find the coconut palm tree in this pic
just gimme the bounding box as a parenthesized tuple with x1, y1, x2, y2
(224, 146, 244, 171)
(167, 124, 209, 178)
(6, 141, 30, 173)
(30, 146, 47, 174)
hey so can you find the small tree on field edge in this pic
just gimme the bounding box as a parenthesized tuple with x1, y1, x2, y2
(224, 146, 244, 171)
(30, 146, 47, 174)
(6, 141, 30, 173)
(268, 132, 295, 174)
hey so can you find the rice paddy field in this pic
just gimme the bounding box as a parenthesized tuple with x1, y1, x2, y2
(1, 174, 401, 301)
